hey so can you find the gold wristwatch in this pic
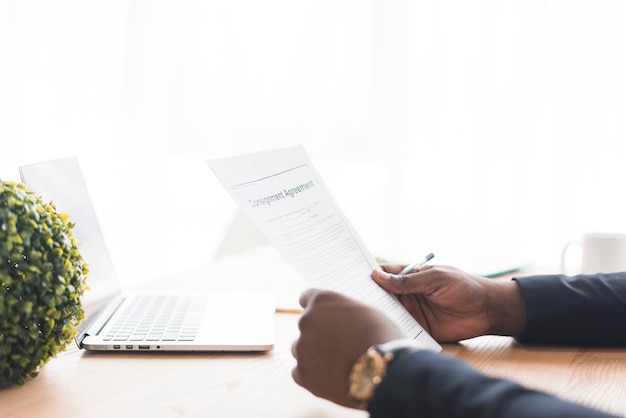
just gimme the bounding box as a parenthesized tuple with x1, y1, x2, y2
(348, 339, 423, 410)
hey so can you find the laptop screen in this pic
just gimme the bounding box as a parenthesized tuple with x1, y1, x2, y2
(19, 157, 122, 317)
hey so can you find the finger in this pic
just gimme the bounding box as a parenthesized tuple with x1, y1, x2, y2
(380, 264, 405, 274)
(372, 268, 434, 295)
(299, 288, 319, 309)
(291, 339, 298, 359)
(291, 366, 303, 387)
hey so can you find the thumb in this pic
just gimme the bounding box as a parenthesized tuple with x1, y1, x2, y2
(299, 288, 320, 309)
(371, 268, 432, 295)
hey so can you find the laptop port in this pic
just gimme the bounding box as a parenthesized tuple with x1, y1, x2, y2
(113, 345, 121, 349)
(126, 345, 133, 350)
(138, 345, 150, 350)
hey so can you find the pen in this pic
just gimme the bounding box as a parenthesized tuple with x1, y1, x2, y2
(399, 253, 435, 275)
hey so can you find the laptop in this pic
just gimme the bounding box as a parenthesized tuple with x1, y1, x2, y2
(19, 156, 275, 352)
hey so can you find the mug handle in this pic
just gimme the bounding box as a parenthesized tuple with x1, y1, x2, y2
(560, 241, 581, 274)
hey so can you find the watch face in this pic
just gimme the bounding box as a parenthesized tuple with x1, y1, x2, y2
(349, 348, 387, 402)
(350, 340, 423, 408)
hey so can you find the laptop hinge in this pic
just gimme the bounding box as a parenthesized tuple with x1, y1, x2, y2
(75, 332, 89, 349)
(74, 295, 125, 349)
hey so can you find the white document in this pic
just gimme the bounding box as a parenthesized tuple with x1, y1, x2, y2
(208, 146, 441, 351)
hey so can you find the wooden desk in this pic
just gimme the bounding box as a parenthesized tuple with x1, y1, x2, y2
(2, 313, 625, 417)
(1, 249, 625, 417)
(447, 336, 626, 417)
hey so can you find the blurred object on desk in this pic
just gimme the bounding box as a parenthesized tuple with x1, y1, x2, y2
(212, 210, 268, 259)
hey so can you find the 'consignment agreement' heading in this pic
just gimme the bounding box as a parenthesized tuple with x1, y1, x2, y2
(248, 180, 316, 207)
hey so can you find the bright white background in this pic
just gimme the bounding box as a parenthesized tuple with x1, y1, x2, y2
(2, 1, 625, 285)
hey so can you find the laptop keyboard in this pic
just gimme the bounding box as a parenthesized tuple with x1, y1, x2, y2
(103, 295, 205, 342)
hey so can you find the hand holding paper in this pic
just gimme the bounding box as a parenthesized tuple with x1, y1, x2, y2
(208, 146, 441, 351)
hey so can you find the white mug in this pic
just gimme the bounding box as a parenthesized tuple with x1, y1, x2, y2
(561, 232, 626, 274)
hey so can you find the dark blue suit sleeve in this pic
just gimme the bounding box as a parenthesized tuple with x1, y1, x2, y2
(367, 273, 626, 417)
(514, 272, 626, 345)
(368, 350, 618, 418)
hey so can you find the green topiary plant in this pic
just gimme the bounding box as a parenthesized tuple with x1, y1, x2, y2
(1, 180, 88, 387)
